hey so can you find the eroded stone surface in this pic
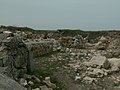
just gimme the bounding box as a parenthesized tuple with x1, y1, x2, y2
(0, 74, 27, 90)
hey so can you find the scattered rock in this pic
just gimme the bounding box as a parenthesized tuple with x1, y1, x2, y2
(108, 58, 120, 72)
(75, 75, 81, 81)
(43, 77, 56, 88)
(28, 81, 34, 86)
(103, 59, 111, 69)
(40, 85, 49, 90)
(87, 68, 104, 78)
(95, 36, 108, 50)
(107, 38, 120, 58)
(32, 88, 40, 90)
(83, 76, 96, 83)
(0, 74, 27, 90)
(32, 75, 41, 83)
(24, 74, 32, 80)
(84, 55, 107, 67)
(19, 78, 27, 86)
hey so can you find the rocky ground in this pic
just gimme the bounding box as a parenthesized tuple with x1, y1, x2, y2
(34, 48, 120, 90)
(0, 26, 120, 90)
(33, 32, 120, 90)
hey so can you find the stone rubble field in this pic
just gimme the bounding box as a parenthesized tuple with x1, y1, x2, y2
(0, 26, 120, 90)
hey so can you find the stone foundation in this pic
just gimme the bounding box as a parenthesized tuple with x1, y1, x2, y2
(25, 40, 53, 58)
(0, 36, 28, 79)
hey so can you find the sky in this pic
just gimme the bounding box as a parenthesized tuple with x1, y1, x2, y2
(0, 0, 120, 30)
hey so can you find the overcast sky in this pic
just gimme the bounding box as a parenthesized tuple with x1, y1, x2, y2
(0, 0, 120, 30)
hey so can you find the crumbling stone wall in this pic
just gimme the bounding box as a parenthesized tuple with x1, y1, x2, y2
(0, 36, 28, 79)
(0, 34, 54, 79)
(26, 40, 53, 58)
(25, 40, 53, 73)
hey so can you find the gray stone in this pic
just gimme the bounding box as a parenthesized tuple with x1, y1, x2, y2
(108, 58, 120, 72)
(19, 78, 27, 86)
(0, 34, 5, 43)
(32, 88, 40, 90)
(95, 36, 108, 50)
(107, 38, 120, 58)
(32, 75, 41, 83)
(87, 68, 104, 78)
(83, 76, 97, 83)
(103, 59, 111, 69)
(28, 81, 34, 86)
(26, 41, 53, 58)
(43, 77, 56, 88)
(40, 85, 49, 90)
(27, 49, 34, 73)
(23, 74, 32, 79)
(75, 74, 81, 81)
(0, 74, 27, 90)
(84, 55, 107, 67)
(1, 37, 28, 78)
(0, 67, 8, 74)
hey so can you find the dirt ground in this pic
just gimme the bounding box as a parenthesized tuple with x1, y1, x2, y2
(33, 51, 120, 90)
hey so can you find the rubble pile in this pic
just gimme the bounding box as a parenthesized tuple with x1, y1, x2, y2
(0, 36, 27, 79)
(94, 32, 120, 58)
(0, 32, 28, 90)
(59, 35, 85, 49)
(18, 74, 57, 90)
(106, 38, 120, 58)
(36, 38, 120, 90)
(95, 36, 109, 50)
(0, 26, 120, 90)
(0, 30, 57, 90)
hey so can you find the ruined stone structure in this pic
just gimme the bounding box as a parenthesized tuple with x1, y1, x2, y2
(25, 40, 53, 73)
(0, 36, 28, 79)
(25, 40, 53, 58)
(0, 34, 54, 79)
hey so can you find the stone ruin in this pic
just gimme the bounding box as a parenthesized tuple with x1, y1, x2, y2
(25, 40, 53, 58)
(0, 36, 28, 79)
(0, 31, 54, 90)
(0, 33, 28, 90)
(0, 27, 120, 90)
